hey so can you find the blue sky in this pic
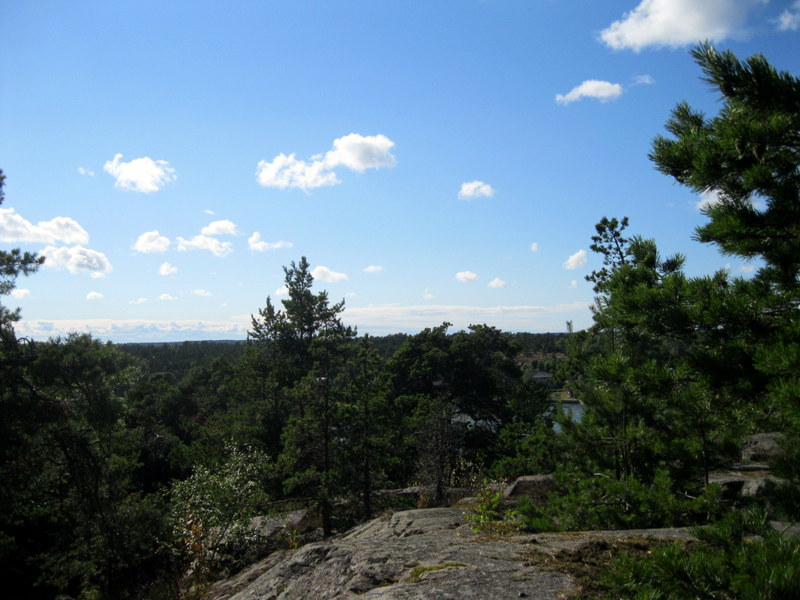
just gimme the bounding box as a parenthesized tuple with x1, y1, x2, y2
(2, 0, 799, 342)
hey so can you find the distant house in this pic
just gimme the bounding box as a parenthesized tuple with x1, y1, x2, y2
(531, 371, 552, 384)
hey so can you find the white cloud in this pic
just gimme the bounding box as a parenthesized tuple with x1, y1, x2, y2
(159, 262, 178, 276)
(458, 181, 496, 200)
(176, 234, 233, 257)
(634, 74, 655, 85)
(134, 230, 170, 253)
(530, 242, 540, 252)
(323, 133, 397, 172)
(41, 245, 112, 278)
(600, 0, 759, 51)
(193, 289, 212, 297)
(739, 264, 756, 273)
(563, 250, 588, 270)
(129, 297, 147, 304)
(201, 219, 239, 236)
(104, 153, 176, 193)
(255, 133, 396, 192)
(556, 80, 623, 105)
(341, 301, 593, 335)
(423, 288, 435, 300)
(77, 167, 95, 176)
(159, 293, 178, 301)
(203, 209, 216, 215)
(311, 265, 349, 283)
(568, 280, 579, 289)
(275, 286, 289, 297)
(0, 208, 89, 244)
(248, 232, 294, 252)
(776, 1, 800, 31)
(488, 277, 507, 288)
(455, 271, 478, 283)
(363, 265, 384, 274)
(11, 288, 30, 299)
(86, 291, 103, 300)
(697, 189, 723, 210)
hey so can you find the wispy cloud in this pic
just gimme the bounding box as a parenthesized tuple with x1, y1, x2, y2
(248, 232, 293, 252)
(776, 1, 800, 31)
(0, 208, 89, 244)
(11, 288, 30, 299)
(363, 265, 384, 274)
(86, 291, 103, 300)
(192, 289, 212, 297)
(77, 167, 95, 177)
(104, 153, 176, 193)
(600, 0, 759, 51)
(488, 277, 507, 288)
(159, 293, 178, 301)
(255, 133, 396, 192)
(458, 180, 495, 200)
(556, 80, 622, 105)
(563, 249, 587, 270)
(530, 242, 540, 252)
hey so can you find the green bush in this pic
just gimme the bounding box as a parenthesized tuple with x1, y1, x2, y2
(601, 509, 800, 600)
(514, 469, 726, 532)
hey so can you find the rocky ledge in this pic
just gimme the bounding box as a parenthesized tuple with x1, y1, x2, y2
(204, 507, 698, 600)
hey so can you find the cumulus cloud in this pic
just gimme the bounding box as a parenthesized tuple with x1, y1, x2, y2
(776, 1, 800, 31)
(176, 234, 233, 257)
(530, 242, 540, 252)
(86, 291, 104, 300)
(134, 230, 170, 253)
(311, 266, 349, 283)
(255, 133, 396, 192)
(248, 232, 294, 252)
(11, 288, 30, 299)
(159, 293, 178, 301)
(201, 219, 239, 236)
(563, 250, 588, 270)
(363, 265, 383, 274)
(104, 153, 176, 193)
(275, 286, 289, 297)
(458, 181, 496, 200)
(159, 262, 178, 276)
(488, 277, 507, 288)
(600, 0, 759, 51)
(41, 245, 112, 278)
(193, 289, 212, 297)
(455, 271, 478, 283)
(556, 80, 623, 105)
(0, 208, 89, 244)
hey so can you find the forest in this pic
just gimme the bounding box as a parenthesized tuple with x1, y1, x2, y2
(1, 44, 798, 600)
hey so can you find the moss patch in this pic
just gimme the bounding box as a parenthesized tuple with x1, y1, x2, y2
(405, 562, 468, 583)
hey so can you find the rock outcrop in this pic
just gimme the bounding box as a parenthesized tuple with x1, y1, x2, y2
(205, 507, 576, 599)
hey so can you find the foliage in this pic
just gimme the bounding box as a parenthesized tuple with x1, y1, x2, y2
(168, 444, 270, 590)
(464, 484, 515, 534)
(514, 470, 726, 533)
(600, 509, 800, 600)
